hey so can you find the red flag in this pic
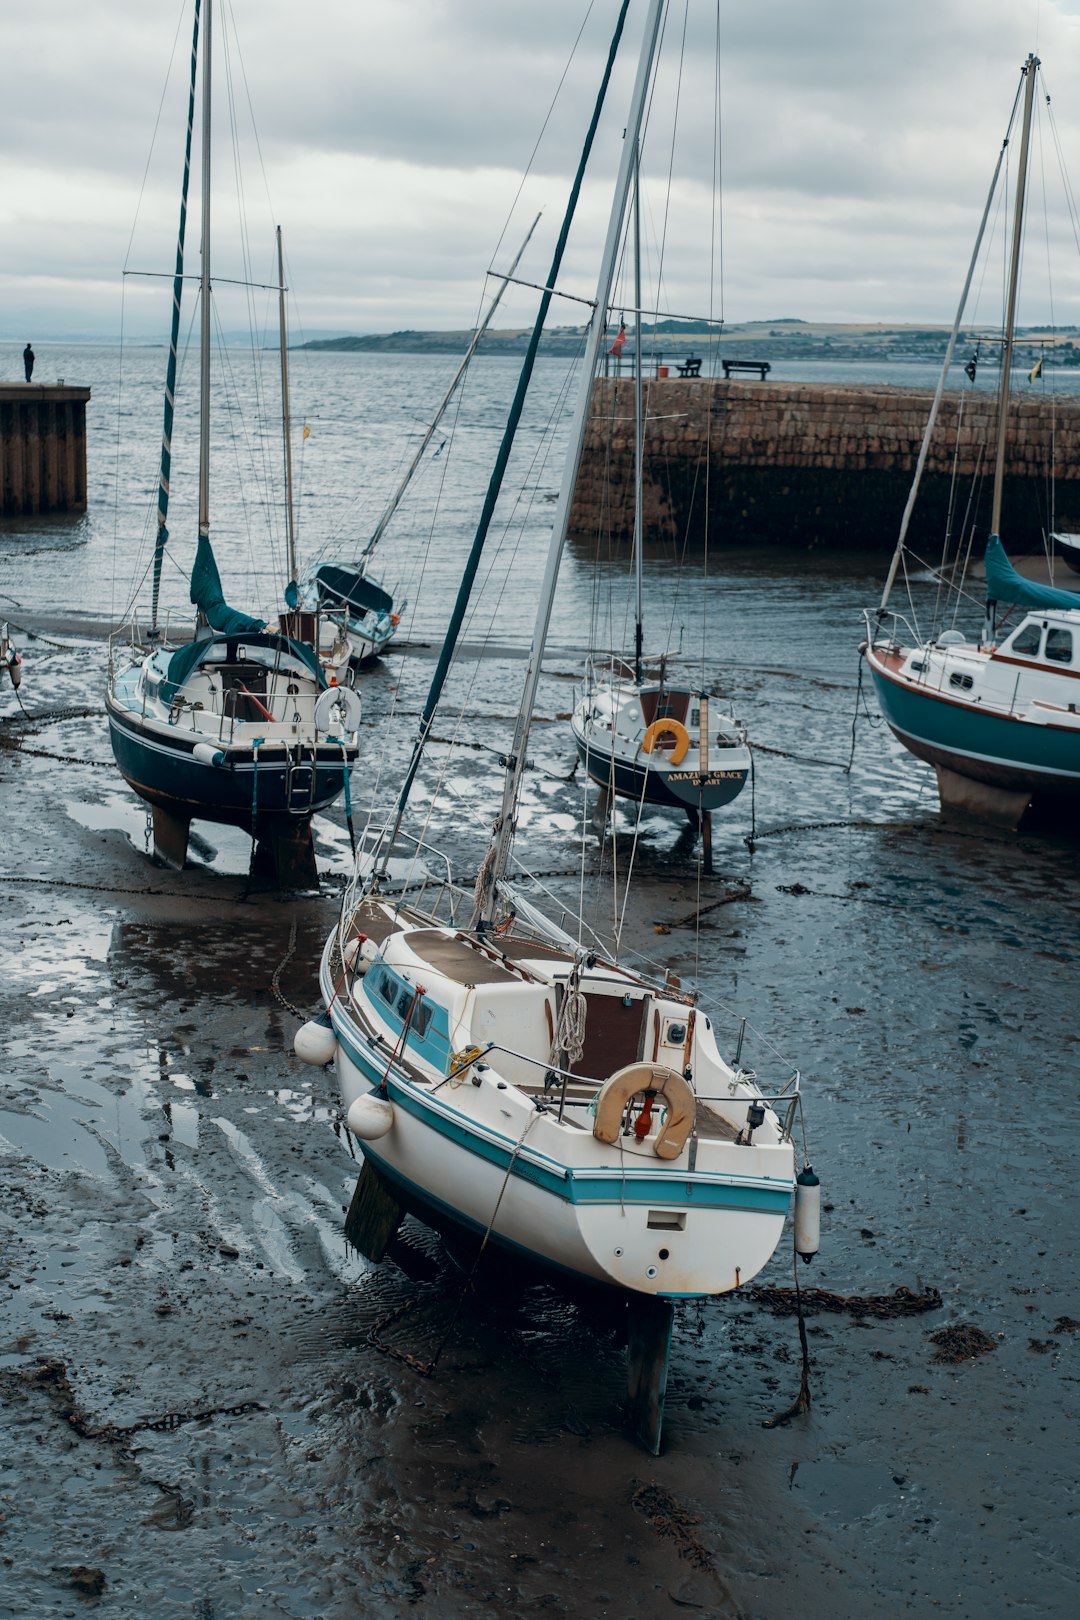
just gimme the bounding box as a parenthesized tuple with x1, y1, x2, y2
(608, 318, 627, 357)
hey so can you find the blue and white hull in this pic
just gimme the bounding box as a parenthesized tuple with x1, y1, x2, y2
(313, 903, 797, 1300)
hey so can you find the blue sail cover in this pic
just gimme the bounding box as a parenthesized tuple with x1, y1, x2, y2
(985, 534, 1080, 611)
(161, 631, 323, 706)
(313, 564, 394, 617)
(190, 533, 268, 634)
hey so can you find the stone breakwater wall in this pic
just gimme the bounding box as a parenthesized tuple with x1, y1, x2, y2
(569, 377, 1080, 550)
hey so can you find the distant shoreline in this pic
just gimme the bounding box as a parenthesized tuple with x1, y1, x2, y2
(298, 319, 1080, 368)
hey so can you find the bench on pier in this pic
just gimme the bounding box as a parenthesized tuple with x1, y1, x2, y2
(676, 356, 702, 378)
(722, 359, 771, 380)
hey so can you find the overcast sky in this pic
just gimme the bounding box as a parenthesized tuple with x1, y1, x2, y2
(4, 0, 1080, 341)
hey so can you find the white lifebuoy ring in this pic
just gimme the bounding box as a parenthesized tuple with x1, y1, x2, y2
(315, 684, 363, 735)
(592, 1062, 696, 1160)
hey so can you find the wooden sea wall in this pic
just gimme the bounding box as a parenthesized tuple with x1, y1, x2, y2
(570, 377, 1080, 550)
(0, 385, 91, 517)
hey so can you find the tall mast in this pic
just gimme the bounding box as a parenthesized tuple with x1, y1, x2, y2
(990, 52, 1039, 541)
(197, 0, 212, 556)
(277, 225, 297, 587)
(632, 144, 644, 685)
(149, 0, 201, 636)
(374, 1, 633, 880)
(483, 0, 667, 920)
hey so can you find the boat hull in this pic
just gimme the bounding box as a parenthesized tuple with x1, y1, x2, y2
(864, 645, 1080, 799)
(322, 933, 793, 1302)
(575, 734, 749, 811)
(106, 695, 350, 829)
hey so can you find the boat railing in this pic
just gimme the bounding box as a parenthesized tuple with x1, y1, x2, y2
(106, 609, 185, 678)
(479, 1038, 801, 1138)
(339, 824, 469, 932)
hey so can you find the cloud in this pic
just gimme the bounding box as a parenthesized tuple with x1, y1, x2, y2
(3, 0, 1080, 337)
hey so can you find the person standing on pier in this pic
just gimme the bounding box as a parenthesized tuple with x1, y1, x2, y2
(22, 343, 34, 383)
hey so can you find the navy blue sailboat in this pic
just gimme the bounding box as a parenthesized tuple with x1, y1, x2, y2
(105, 0, 361, 882)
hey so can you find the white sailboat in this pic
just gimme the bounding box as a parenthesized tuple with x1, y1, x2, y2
(105, 0, 361, 883)
(861, 53, 1080, 829)
(296, 0, 817, 1451)
(569, 134, 749, 859)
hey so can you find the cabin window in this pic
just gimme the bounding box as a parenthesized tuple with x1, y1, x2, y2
(1045, 628, 1074, 665)
(690, 707, 701, 728)
(1010, 623, 1043, 658)
(378, 972, 397, 1008)
(949, 672, 974, 691)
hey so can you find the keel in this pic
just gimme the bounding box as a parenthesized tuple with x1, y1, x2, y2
(626, 1294, 675, 1454)
(152, 806, 191, 870)
(934, 764, 1031, 830)
(254, 816, 319, 888)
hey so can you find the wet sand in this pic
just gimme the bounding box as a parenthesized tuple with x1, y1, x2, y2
(1, 620, 1078, 1620)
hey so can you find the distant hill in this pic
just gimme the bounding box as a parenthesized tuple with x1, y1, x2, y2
(298, 320, 1080, 366)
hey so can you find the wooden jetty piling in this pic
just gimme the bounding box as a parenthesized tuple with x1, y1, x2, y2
(0, 384, 91, 517)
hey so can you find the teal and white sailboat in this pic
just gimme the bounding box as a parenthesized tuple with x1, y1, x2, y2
(862, 53, 1080, 828)
(105, 0, 361, 883)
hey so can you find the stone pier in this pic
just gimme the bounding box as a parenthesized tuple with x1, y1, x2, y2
(570, 377, 1080, 550)
(0, 384, 91, 517)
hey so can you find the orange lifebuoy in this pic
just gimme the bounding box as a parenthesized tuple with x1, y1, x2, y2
(592, 1063, 696, 1161)
(641, 717, 690, 766)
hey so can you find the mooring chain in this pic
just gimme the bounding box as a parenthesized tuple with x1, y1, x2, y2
(270, 921, 310, 1023)
(67, 1398, 265, 1445)
(0, 737, 114, 769)
(368, 1301, 437, 1378)
(747, 817, 880, 843)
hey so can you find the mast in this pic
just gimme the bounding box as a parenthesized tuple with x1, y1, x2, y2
(374, 1, 633, 880)
(877, 59, 1030, 617)
(362, 213, 541, 562)
(632, 144, 644, 685)
(197, 0, 213, 557)
(990, 52, 1039, 541)
(149, 0, 201, 636)
(483, 0, 667, 921)
(277, 225, 297, 587)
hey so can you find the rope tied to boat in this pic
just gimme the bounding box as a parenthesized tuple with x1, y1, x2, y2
(551, 953, 588, 1070)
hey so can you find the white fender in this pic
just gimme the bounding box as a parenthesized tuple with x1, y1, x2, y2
(294, 1018, 338, 1066)
(343, 935, 380, 973)
(794, 1165, 821, 1261)
(192, 741, 226, 768)
(315, 685, 362, 735)
(347, 1092, 395, 1140)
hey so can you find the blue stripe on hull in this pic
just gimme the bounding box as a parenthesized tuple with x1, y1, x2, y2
(867, 659, 1080, 795)
(107, 704, 348, 824)
(576, 739, 748, 811)
(359, 1147, 760, 1299)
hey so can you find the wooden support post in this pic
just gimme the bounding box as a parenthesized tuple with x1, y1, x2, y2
(344, 1156, 404, 1262)
(592, 784, 610, 832)
(626, 1294, 675, 1454)
(256, 817, 319, 889)
(701, 808, 713, 873)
